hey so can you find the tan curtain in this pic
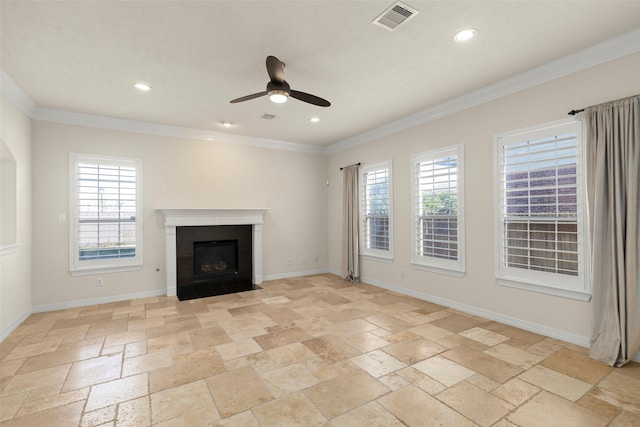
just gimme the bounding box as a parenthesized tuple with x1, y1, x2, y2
(342, 164, 360, 282)
(586, 94, 640, 367)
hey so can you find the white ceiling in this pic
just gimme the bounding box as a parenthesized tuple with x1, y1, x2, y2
(2, 1, 640, 148)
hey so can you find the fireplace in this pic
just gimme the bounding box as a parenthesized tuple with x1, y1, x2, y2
(175, 225, 258, 300)
(159, 208, 268, 299)
(193, 240, 238, 282)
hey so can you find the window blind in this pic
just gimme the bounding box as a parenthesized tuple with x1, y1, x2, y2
(77, 162, 137, 261)
(499, 133, 578, 276)
(361, 166, 390, 252)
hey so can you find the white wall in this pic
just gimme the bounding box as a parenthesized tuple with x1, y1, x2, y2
(31, 122, 328, 308)
(0, 95, 32, 338)
(327, 52, 640, 343)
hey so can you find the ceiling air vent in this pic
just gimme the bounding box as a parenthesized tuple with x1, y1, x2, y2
(261, 113, 276, 120)
(373, 2, 419, 31)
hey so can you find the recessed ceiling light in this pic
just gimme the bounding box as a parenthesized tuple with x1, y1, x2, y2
(220, 121, 233, 127)
(133, 82, 152, 91)
(454, 28, 478, 43)
(309, 117, 320, 123)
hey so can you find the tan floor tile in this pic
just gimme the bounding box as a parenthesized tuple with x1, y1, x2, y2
(364, 313, 413, 333)
(2, 364, 70, 395)
(149, 352, 225, 393)
(577, 392, 623, 420)
(45, 324, 90, 341)
(382, 337, 446, 364)
(591, 370, 640, 413)
(310, 359, 359, 382)
(116, 395, 150, 426)
(124, 340, 147, 358)
(610, 411, 640, 427)
(332, 401, 404, 427)
(493, 377, 541, 406)
(519, 365, 591, 402)
(541, 348, 612, 384)
(484, 343, 545, 369)
(0, 393, 26, 422)
(460, 327, 510, 346)
(122, 348, 173, 377)
(80, 404, 116, 426)
(508, 390, 609, 427)
(2, 339, 62, 361)
(150, 379, 213, 424)
(245, 351, 279, 373)
(85, 319, 128, 339)
(302, 335, 360, 364)
(347, 331, 390, 352)
(321, 308, 367, 323)
(62, 353, 123, 391)
(85, 373, 148, 411)
(0, 400, 84, 427)
(413, 355, 475, 387)
(252, 392, 327, 426)
(211, 410, 259, 426)
(526, 338, 563, 358)
(443, 345, 522, 383)
(216, 338, 262, 361)
(484, 322, 546, 344)
(410, 323, 454, 341)
(304, 370, 389, 418)
(260, 363, 318, 398)
(147, 332, 191, 354)
(267, 342, 316, 366)
(253, 327, 311, 350)
(17, 343, 102, 374)
(22, 384, 61, 403)
(378, 372, 411, 390)
(349, 349, 406, 378)
(184, 404, 220, 426)
(206, 366, 273, 418)
(380, 384, 476, 426)
(430, 313, 490, 333)
(17, 387, 88, 417)
(466, 373, 501, 392)
(437, 381, 513, 426)
(0, 359, 25, 378)
(397, 367, 448, 395)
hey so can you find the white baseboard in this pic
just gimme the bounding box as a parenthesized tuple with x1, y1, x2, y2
(0, 307, 33, 342)
(361, 275, 590, 348)
(32, 289, 166, 314)
(263, 268, 330, 282)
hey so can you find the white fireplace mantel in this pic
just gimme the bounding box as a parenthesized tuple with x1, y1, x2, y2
(158, 208, 269, 296)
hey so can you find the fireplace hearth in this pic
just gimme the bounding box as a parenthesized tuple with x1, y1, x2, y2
(176, 225, 260, 300)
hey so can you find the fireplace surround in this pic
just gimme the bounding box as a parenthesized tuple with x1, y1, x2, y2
(159, 209, 268, 297)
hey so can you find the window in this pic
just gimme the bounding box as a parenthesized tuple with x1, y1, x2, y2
(411, 146, 465, 275)
(360, 161, 393, 259)
(69, 153, 143, 275)
(494, 119, 590, 300)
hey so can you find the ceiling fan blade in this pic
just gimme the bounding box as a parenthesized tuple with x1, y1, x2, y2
(229, 91, 268, 103)
(266, 56, 285, 83)
(290, 90, 331, 107)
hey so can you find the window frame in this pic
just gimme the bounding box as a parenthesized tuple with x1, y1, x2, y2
(410, 145, 466, 276)
(69, 153, 143, 276)
(493, 118, 591, 301)
(359, 160, 394, 260)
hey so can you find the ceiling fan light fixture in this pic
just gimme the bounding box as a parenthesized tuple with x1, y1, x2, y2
(268, 90, 289, 104)
(309, 117, 320, 123)
(454, 28, 478, 43)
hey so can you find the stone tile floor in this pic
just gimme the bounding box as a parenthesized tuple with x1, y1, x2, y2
(1, 274, 639, 426)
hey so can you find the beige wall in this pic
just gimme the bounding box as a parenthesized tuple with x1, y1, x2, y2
(0, 95, 32, 337)
(31, 122, 328, 307)
(328, 53, 640, 341)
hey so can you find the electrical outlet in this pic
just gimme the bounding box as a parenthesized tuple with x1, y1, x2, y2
(400, 268, 406, 278)
(96, 278, 103, 286)
(286, 258, 292, 265)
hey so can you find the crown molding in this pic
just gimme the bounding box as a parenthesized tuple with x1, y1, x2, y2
(32, 108, 326, 154)
(0, 69, 36, 118)
(327, 28, 640, 154)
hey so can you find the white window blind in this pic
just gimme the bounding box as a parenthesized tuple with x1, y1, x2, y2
(411, 146, 465, 274)
(360, 161, 393, 259)
(494, 120, 589, 300)
(70, 154, 143, 275)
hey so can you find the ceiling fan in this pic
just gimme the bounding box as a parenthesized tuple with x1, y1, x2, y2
(230, 56, 331, 107)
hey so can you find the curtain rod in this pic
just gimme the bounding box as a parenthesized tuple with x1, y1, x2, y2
(340, 162, 361, 170)
(568, 109, 584, 116)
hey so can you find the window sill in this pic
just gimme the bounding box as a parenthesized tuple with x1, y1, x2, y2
(497, 277, 591, 301)
(361, 254, 394, 264)
(70, 264, 142, 276)
(0, 243, 18, 256)
(412, 263, 465, 278)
